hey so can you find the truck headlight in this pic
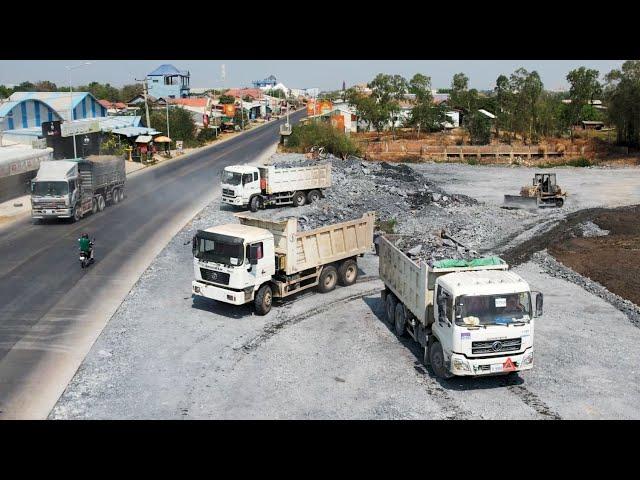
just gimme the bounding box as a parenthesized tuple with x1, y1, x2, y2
(193, 286, 201, 294)
(452, 358, 470, 372)
(521, 351, 534, 366)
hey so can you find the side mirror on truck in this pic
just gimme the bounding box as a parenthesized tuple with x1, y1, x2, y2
(192, 236, 197, 256)
(533, 291, 543, 317)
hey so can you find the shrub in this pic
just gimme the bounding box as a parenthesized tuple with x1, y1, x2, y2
(286, 122, 361, 159)
(566, 157, 592, 167)
(197, 127, 219, 144)
(376, 218, 397, 234)
(467, 157, 479, 165)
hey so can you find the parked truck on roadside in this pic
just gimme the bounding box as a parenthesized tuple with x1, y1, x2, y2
(221, 163, 331, 212)
(192, 211, 374, 315)
(31, 155, 126, 222)
(378, 234, 543, 379)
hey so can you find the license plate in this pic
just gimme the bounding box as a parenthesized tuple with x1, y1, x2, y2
(490, 364, 504, 373)
(46, 210, 55, 214)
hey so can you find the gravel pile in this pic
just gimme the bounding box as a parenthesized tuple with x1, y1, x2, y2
(247, 153, 539, 263)
(579, 221, 610, 237)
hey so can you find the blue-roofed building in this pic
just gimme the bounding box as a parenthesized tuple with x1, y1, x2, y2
(252, 75, 277, 89)
(147, 64, 190, 99)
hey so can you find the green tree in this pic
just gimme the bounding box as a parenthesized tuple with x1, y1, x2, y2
(368, 73, 408, 138)
(148, 107, 197, 147)
(508, 68, 543, 143)
(13, 81, 36, 91)
(604, 60, 640, 146)
(466, 111, 492, 144)
(120, 83, 144, 103)
(0, 85, 13, 99)
(218, 94, 236, 104)
(408, 73, 432, 103)
(566, 67, 602, 136)
(34, 80, 58, 91)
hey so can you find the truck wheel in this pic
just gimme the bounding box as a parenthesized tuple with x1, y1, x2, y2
(429, 341, 454, 379)
(318, 266, 338, 293)
(72, 207, 82, 222)
(555, 198, 564, 207)
(394, 303, 407, 337)
(307, 189, 321, 204)
(91, 198, 98, 214)
(338, 259, 358, 286)
(112, 189, 120, 204)
(292, 191, 306, 207)
(385, 293, 397, 325)
(249, 196, 261, 212)
(254, 284, 273, 315)
(118, 189, 125, 202)
(97, 195, 105, 212)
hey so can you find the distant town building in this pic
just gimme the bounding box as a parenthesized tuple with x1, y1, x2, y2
(147, 64, 190, 99)
(252, 75, 277, 89)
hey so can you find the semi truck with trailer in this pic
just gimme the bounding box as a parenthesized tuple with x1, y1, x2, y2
(192, 212, 375, 315)
(221, 163, 331, 212)
(378, 234, 543, 379)
(31, 156, 126, 222)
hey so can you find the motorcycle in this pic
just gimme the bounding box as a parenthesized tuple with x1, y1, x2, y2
(79, 240, 95, 269)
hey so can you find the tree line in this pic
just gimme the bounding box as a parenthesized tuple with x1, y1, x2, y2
(0, 80, 144, 103)
(338, 62, 640, 147)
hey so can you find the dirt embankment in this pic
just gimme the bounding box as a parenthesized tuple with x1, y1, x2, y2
(502, 204, 640, 307)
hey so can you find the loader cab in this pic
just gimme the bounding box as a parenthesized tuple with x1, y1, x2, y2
(534, 173, 556, 194)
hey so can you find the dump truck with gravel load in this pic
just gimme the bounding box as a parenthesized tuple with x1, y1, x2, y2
(221, 163, 331, 212)
(30, 156, 126, 222)
(379, 234, 543, 379)
(192, 211, 374, 315)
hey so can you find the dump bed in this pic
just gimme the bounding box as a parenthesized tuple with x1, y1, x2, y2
(77, 155, 125, 192)
(258, 163, 331, 194)
(236, 211, 375, 275)
(378, 235, 509, 325)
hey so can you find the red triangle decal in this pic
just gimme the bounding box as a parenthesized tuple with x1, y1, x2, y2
(503, 358, 516, 372)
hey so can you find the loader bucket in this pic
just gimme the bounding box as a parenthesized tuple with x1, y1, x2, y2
(503, 194, 538, 209)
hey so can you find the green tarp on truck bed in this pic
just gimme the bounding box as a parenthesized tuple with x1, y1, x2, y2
(433, 256, 506, 269)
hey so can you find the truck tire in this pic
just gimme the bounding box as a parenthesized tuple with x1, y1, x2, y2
(394, 303, 407, 337)
(249, 195, 261, 212)
(118, 188, 125, 202)
(112, 188, 120, 204)
(385, 293, 397, 325)
(254, 284, 273, 315)
(429, 340, 454, 379)
(292, 191, 306, 207)
(338, 259, 358, 286)
(72, 207, 82, 223)
(97, 195, 105, 212)
(318, 265, 338, 293)
(555, 197, 564, 207)
(91, 198, 98, 214)
(307, 189, 321, 204)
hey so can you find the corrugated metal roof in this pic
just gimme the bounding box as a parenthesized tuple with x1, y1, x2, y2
(8, 91, 102, 121)
(148, 64, 188, 77)
(111, 126, 160, 137)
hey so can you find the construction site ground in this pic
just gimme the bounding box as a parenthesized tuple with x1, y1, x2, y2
(51, 160, 640, 419)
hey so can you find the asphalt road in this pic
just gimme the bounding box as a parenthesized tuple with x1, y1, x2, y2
(0, 111, 304, 418)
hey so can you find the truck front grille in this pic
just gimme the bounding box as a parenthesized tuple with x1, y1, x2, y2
(222, 188, 234, 197)
(200, 268, 230, 286)
(472, 338, 522, 355)
(38, 201, 66, 208)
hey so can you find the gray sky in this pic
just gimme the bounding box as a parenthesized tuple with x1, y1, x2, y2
(0, 60, 624, 91)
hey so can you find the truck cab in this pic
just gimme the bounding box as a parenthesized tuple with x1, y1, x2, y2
(221, 165, 261, 207)
(30, 160, 81, 219)
(191, 223, 275, 306)
(431, 269, 540, 376)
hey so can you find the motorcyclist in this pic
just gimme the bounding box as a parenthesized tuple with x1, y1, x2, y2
(78, 233, 94, 261)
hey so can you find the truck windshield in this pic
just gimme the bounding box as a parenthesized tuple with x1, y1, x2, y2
(456, 292, 531, 327)
(32, 181, 68, 196)
(222, 170, 242, 186)
(194, 236, 243, 266)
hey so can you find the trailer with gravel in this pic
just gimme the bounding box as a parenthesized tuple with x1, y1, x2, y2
(221, 163, 331, 212)
(192, 211, 374, 315)
(379, 234, 543, 379)
(30, 155, 126, 222)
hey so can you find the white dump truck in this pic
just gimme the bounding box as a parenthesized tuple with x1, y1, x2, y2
(378, 235, 543, 379)
(31, 156, 126, 222)
(221, 163, 331, 212)
(192, 212, 375, 315)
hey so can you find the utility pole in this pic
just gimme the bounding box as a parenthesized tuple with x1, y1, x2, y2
(65, 62, 92, 158)
(135, 77, 151, 130)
